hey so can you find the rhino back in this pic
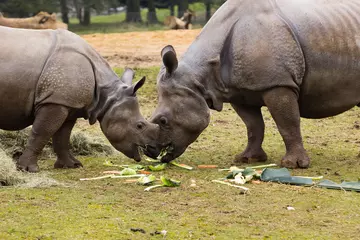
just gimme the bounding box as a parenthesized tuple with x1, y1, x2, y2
(0, 26, 54, 130)
(277, 0, 360, 117)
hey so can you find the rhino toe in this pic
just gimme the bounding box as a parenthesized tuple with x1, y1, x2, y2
(234, 148, 268, 164)
(54, 155, 83, 169)
(281, 152, 310, 169)
(17, 163, 39, 173)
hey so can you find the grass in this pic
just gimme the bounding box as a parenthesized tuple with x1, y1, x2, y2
(1, 67, 360, 239)
(69, 3, 209, 35)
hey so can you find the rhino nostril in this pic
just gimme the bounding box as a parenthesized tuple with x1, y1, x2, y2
(136, 122, 144, 130)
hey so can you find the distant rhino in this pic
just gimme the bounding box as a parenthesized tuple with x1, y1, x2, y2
(0, 26, 158, 172)
(0, 11, 68, 30)
(145, 0, 360, 169)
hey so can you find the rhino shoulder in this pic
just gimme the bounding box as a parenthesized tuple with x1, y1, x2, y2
(220, 13, 305, 92)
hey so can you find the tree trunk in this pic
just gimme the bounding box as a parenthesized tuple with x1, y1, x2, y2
(126, 0, 142, 22)
(178, 0, 188, 18)
(73, 0, 83, 24)
(60, 0, 69, 24)
(82, 5, 91, 26)
(169, 0, 175, 16)
(147, 0, 158, 23)
(205, 0, 211, 22)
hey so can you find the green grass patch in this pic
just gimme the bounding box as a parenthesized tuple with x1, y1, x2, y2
(1, 67, 360, 239)
(69, 4, 206, 35)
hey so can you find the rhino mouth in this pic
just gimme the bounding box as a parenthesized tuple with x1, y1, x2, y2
(158, 144, 175, 163)
(143, 143, 174, 161)
(137, 144, 160, 162)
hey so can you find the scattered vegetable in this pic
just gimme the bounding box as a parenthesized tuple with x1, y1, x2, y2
(197, 165, 218, 169)
(212, 180, 249, 193)
(170, 161, 193, 170)
(144, 176, 181, 191)
(145, 158, 161, 163)
(148, 163, 167, 171)
(80, 175, 114, 181)
(120, 168, 137, 176)
(137, 175, 157, 186)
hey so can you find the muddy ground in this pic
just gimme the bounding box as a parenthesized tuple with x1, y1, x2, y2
(82, 29, 202, 68)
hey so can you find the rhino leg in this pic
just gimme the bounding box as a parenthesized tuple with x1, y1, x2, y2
(231, 104, 267, 164)
(53, 119, 83, 169)
(17, 104, 70, 172)
(263, 87, 310, 169)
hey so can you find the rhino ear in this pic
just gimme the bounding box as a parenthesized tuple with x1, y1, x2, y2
(121, 68, 135, 85)
(161, 45, 178, 75)
(131, 77, 146, 96)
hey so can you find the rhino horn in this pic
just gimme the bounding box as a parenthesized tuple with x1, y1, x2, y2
(161, 45, 178, 75)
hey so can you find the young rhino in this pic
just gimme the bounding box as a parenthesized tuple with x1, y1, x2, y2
(0, 26, 158, 172)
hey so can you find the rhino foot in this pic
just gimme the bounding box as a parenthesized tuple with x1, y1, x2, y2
(281, 151, 310, 169)
(233, 148, 268, 164)
(16, 154, 40, 173)
(54, 155, 83, 169)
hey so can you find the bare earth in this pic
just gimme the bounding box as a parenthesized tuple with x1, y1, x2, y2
(81, 29, 202, 68)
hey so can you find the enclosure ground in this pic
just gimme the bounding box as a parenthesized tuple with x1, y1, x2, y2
(1, 31, 360, 239)
(82, 29, 201, 68)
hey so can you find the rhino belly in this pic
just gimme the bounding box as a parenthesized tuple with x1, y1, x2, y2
(278, 0, 360, 118)
(0, 79, 36, 130)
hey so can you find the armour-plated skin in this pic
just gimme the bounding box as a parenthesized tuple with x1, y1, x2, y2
(0, 26, 158, 172)
(145, 0, 360, 168)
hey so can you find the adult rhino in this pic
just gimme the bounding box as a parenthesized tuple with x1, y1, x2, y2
(145, 0, 360, 168)
(0, 26, 158, 172)
(0, 12, 68, 30)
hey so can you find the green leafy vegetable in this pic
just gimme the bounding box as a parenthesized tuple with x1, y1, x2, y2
(160, 176, 181, 187)
(144, 176, 181, 191)
(148, 163, 167, 171)
(137, 175, 157, 186)
(170, 161, 193, 170)
(120, 168, 137, 176)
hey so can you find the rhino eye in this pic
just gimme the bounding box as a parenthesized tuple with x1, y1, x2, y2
(159, 116, 168, 125)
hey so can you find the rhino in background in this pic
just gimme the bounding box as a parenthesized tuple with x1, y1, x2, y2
(164, 9, 194, 30)
(145, 0, 360, 169)
(0, 26, 158, 172)
(0, 11, 68, 30)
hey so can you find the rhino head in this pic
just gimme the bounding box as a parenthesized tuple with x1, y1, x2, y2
(145, 46, 220, 162)
(90, 68, 159, 162)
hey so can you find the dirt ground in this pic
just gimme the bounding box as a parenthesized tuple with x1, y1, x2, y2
(81, 29, 202, 68)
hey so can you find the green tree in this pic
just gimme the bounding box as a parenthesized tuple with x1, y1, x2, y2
(147, 0, 157, 23)
(0, 0, 58, 17)
(126, 0, 142, 22)
(177, 0, 188, 18)
(60, 0, 69, 23)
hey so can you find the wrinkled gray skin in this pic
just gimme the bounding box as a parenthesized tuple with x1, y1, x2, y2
(145, 0, 360, 168)
(0, 26, 159, 172)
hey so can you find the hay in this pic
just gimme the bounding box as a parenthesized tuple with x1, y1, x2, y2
(0, 146, 24, 186)
(0, 129, 113, 159)
(70, 132, 114, 156)
(0, 146, 62, 188)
